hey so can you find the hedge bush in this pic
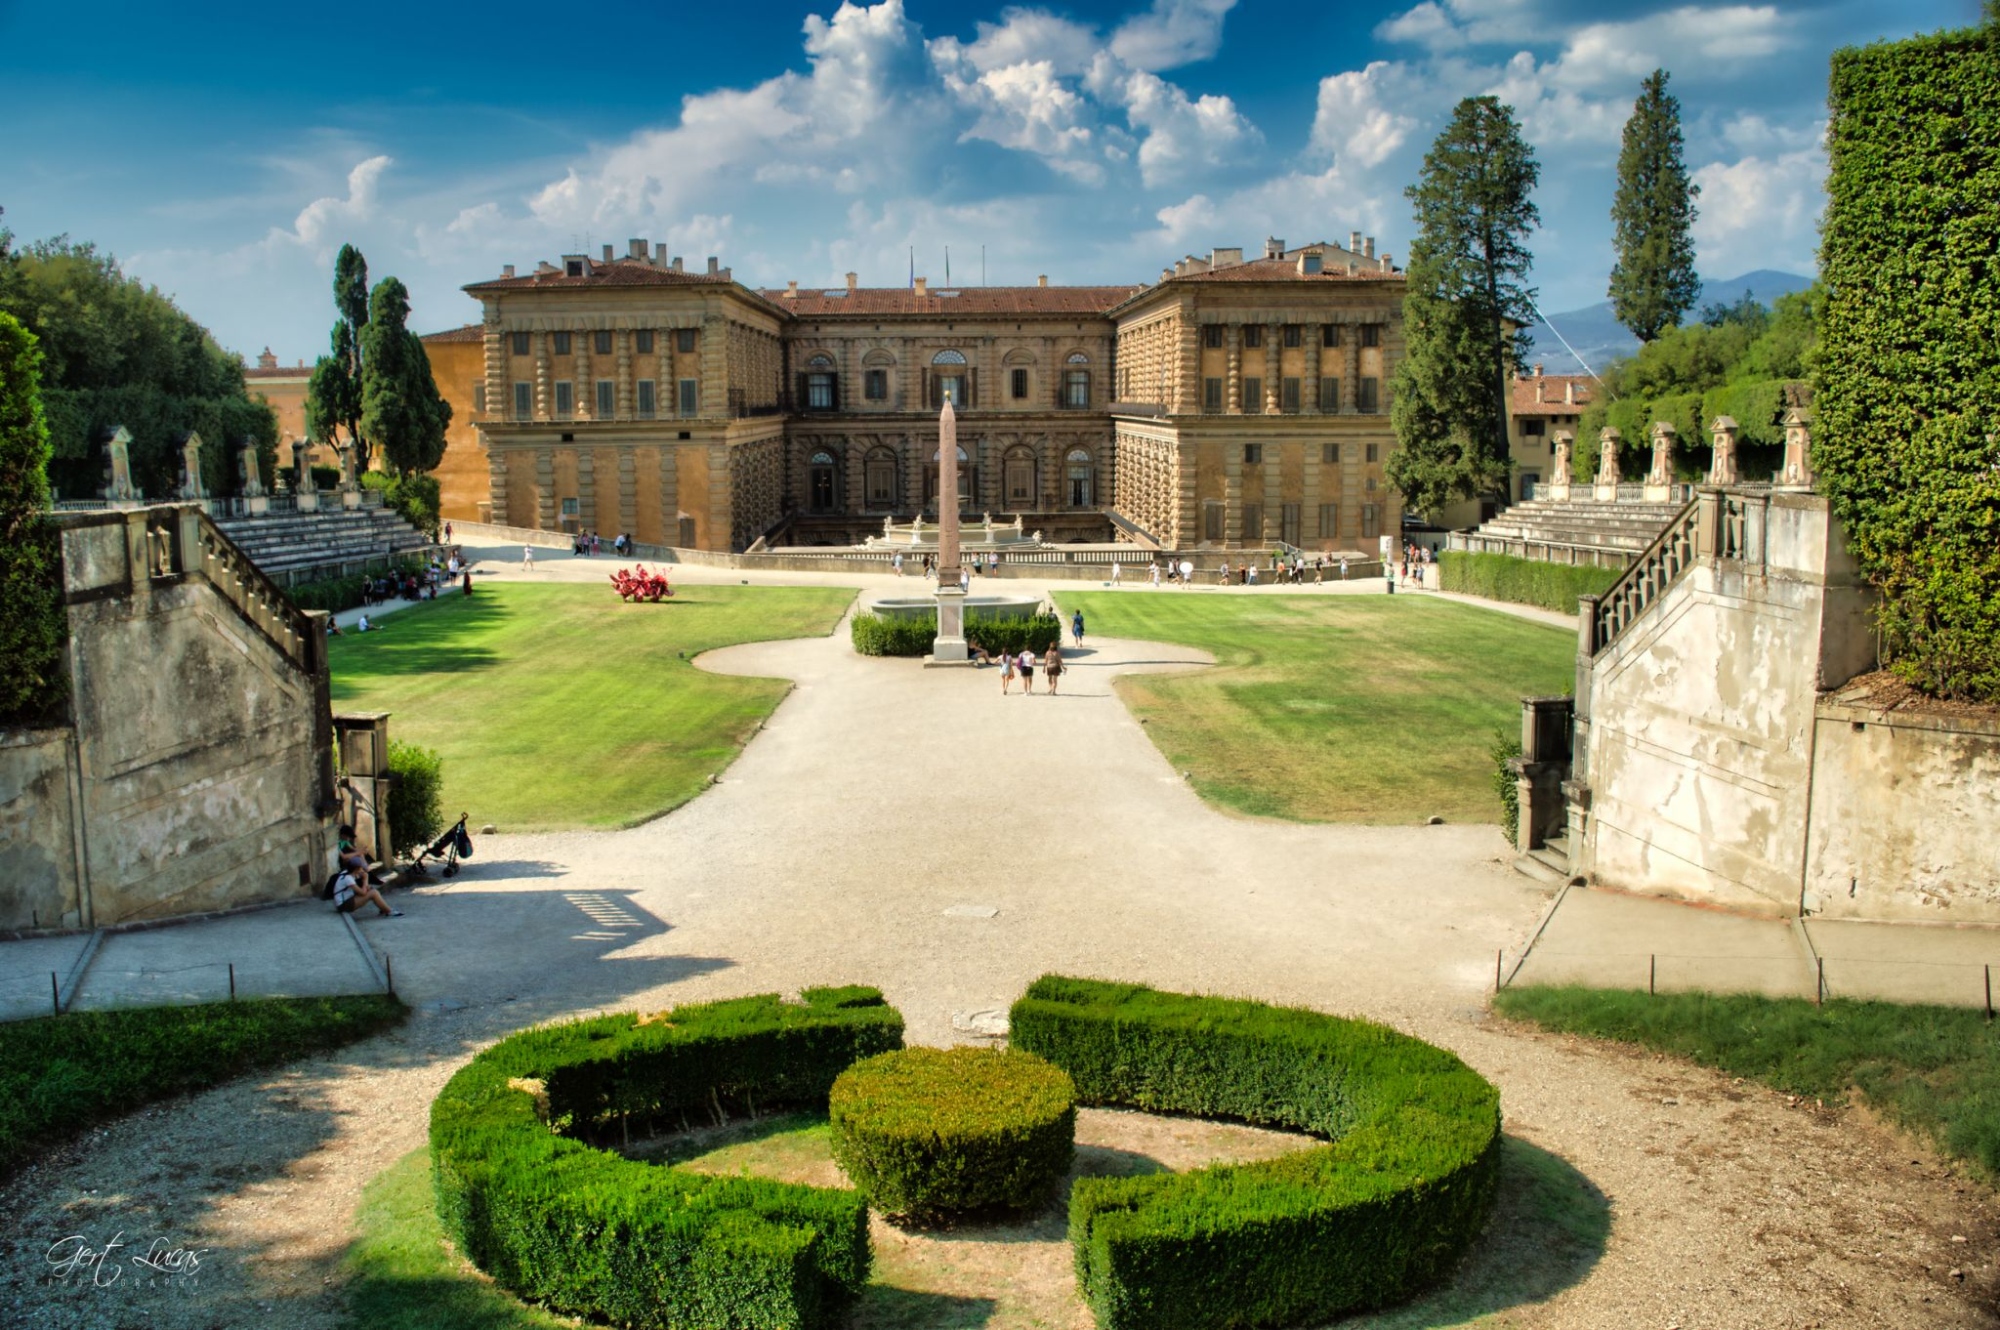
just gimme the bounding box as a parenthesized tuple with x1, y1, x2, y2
(0, 312, 66, 726)
(430, 987, 904, 1330)
(829, 1046, 1075, 1221)
(387, 740, 444, 857)
(1491, 730, 1522, 845)
(850, 611, 936, 656)
(1817, 19, 2000, 702)
(964, 612, 1060, 658)
(284, 556, 427, 614)
(1009, 976, 1501, 1330)
(1437, 551, 1619, 615)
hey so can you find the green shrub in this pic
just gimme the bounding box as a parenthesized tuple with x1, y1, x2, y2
(429, 987, 904, 1330)
(387, 740, 444, 857)
(1818, 20, 2000, 702)
(0, 312, 66, 725)
(1010, 976, 1501, 1330)
(964, 612, 1060, 658)
(850, 611, 937, 657)
(284, 556, 427, 614)
(364, 469, 442, 539)
(1438, 551, 1619, 615)
(1491, 730, 1522, 844)
(829, 1046, 1075, 1220)
(0, 995, 404, 1180)
(311, 463, 342, 490)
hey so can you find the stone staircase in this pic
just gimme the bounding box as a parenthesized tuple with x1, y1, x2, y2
(212, 506, 430, 585)
(1454, 495, 1689, 568)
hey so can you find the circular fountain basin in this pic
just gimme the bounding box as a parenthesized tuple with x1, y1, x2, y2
(867, 594, 1043, 622)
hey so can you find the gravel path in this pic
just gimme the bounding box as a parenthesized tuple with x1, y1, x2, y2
(5, 581, 1995, 1328)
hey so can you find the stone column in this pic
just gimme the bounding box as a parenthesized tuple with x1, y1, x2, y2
(1304, 333, 1322, 416)
(904, 434, 924, 514)
(1342, 334, 1359, 415)
(488, 447, 509, 526)
(616, 330, 633, 421)
(1302, 441, 1321, 545)
(1708, 416, 1740, 486)
(535, 447, 556, 529)
(1777, 408, 1814, 491)
(846, 437, 866, 515)
(1223, 450, 1243, 545)
(1264, 323, 1281, 414)
(482, 318, 505, 421)
(657, 445, 680, 542)
(576, 332, 593, 421)
(575, 448, 596, 532)
(617, 449, 637, 536)
(659, 333, 675, 417)
(535, 333, 551, 421)
(1225, 326, 1242, 414)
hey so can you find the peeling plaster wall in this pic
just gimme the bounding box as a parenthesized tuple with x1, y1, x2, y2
(0, 731, 84, 929)
(1807, 706, 2000, 922)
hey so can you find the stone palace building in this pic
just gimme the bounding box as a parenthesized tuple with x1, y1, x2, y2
(421, 234, 1407, 554)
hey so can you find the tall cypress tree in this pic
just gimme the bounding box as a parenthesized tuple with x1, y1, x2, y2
(1608, 70, 1701, 343)
(305, 244, 369, 462)
(1387, 95, 1541, 517)
(359, 277, 451, 477)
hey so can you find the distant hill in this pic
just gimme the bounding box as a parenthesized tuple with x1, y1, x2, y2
(1524, 271, 1814, 376)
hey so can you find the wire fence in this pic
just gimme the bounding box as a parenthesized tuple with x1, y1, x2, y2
(0, 953, 391, 1023)
(1506, 946, 2000, 1014)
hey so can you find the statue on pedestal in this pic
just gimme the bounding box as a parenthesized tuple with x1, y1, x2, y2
(177, 431, 208, 501)
(1778, 408, 1815, 490)
(1708, 416, 1740, 486)
(238, 437, 265, 497)
(1646, 422, 1677, 488)
(1593, 427, 1623, 499)
(337, 440, 360, 491)
(102, 425, 139, 502)
(1550, 430, 1573, 487)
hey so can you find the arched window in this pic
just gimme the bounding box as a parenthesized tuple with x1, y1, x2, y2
(927, 445, 975, 507)
(808, 450, 838, 512)
(1003, 447, 1038, 506)
(804, 354, 837, 411)
(931, 349, 968, 408)
(1066, 447, 1095, 507)
(1063, 353, 1091, 409)
(864, 447, 899, 509)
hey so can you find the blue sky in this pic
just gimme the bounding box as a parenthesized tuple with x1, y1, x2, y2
(0, 0, 1979, 365)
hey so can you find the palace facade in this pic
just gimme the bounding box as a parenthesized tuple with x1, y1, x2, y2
(422, 234, 1407, 553)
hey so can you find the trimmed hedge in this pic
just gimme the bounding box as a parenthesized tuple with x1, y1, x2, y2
(1010, 976, 1501, 1330)
(964, 612, 1060, 658)
(1438, 551, 1619, 615)
(829, 1046, 1075, 1220)
(430, 987, 904, 1330)
(0, 312, 66, 726)
(851, 610, 1061, 657)
(387, 740, 444, 856)
(1818, 19, 2000, 702)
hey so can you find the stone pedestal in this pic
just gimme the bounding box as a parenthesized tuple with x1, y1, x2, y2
(1542, 483, 1571, 502)
(297, 489, 321, 512)
(926, 584, 971, 666)
(342, 489, 363, 510)
(247, 494, 271, 516)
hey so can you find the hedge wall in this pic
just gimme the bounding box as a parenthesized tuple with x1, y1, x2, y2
(1010, 976, 1501, 1330)
(430, 987, 904, 1329)
(1817, 20, 2000, 702)
(851, 610, 1060, 657)
(0, 312, 65, 726)
(1438, 551, 1620, 615)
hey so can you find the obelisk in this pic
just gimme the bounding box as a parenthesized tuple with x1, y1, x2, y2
(929, 400, 970, 663)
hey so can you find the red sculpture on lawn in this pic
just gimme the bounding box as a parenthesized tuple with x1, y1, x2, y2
(610, 565, 673, 603)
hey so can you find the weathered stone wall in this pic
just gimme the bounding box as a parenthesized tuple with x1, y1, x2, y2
(1806, 704, 2000, 922)
(0, 510, 336, 932)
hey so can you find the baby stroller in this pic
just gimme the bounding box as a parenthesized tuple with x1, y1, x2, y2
(410, 813, 475, 879)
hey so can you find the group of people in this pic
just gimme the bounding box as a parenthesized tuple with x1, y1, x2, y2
(971, 610, 1086, 697)
(1395, 543, 1437, 588)
(564, 530, 641, 557)
(892, 549, 1006, 581)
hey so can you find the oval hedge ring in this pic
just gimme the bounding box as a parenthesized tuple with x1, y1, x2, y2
(830, 1045, 1076, 1221)
(428, 986, 903, 1330)
(1009, 975, 1502, 1330)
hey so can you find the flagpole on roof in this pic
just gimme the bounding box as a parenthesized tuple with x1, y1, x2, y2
(908, 247, 914, 290)
(945, 246, 951, 286)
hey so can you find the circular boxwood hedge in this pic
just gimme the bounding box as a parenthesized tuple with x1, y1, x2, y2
(829, 1046, 1076, 1221)
(428, 986, 903, 1330)
(1009, 975, 1501, 1330)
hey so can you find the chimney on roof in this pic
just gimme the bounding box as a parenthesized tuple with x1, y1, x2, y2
(1536, 378, 1545, 403)
(914, 276, 928, 296)
(671, 256, 684, 272)
(1362, 237, 1375, 259)
(1379, 253, 1392, 270)
(297, 359, 305, 368)
(257, 347, 277, 370)
(1037, 274, 1048, 288)
(654, 241, 668, 264)
(706, 256, 720, 275)
(846, 271, 858, 292)
(1264, 237, 1284, 259)
(1565, 381, 1576, 406)
(1349, 231, 1362, 252)
(602, 244, 614, 263)
(1162, 267, 1174, 282)
(1346, 261, 1357, 276)
(1533, 363, 1544, 377)
(785, 280, 799, 299)
(502, 264, 515, 278)
(1211, 246, 1242, 268)
(1174, 259, 1188, 276)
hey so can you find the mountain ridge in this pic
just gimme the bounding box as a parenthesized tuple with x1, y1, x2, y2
(1526, 270, 1814, 376)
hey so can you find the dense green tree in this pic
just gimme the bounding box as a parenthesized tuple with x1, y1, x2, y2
(1608, 70, 1701, 343)
(0, 312, 65, 723)
(305, 244, 368, 464)
(0, 237, 276, 498)
(359, 277, 451, 477)
(1387, 95, 1541, 516)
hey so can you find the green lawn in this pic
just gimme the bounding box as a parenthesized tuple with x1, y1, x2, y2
(1055, 592, 1575, 824)
(1497, 985, 2000, 1180)
(329, 581, 854, 831)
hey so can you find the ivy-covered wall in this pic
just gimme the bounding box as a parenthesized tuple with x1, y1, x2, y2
(1817, 20, 2000, 702)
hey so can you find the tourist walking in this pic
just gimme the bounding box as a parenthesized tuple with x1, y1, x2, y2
(443, 520, 452, 543)
(521, 544, 535, 571)
(1000, 650, 1015, 695)
(1149, 562, 1161, 588)
(1340, 556, 1349, 580)
(1110, 561, 1121, 586)
(1016, 647, 1036, 694)
(1071, 609, 1085, 648)
(892, 551, 904, 576)
(1044, 642, 1063, 695)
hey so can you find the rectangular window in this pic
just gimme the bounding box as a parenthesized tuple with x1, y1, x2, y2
(1318, 503, 1338, 537)
(1322, 443, 1340, 464)
(1242, 324, 1263, 348)
(1365, 442, 1379, 463)
(1242, 503, 1263, 538)
(1203, 324, 1224, 349)
(1243, 443, 1263, 464)
(1281, 377, 1301, 411)
(1203, 501, 1224, 541)
(1281, 502, 1301, 544)
(472, 382, 487, 414)
(1204, 377, 1223, 411)
(1362, 504, 1379, 539)
(1317, 379, 1340, 411)
(561, 498, 579, 518)
(1321, 324, 1341, 348)
(1282, 324, 1302, 348)
(678, 379, 698, 415)
(865, 369, 888, 400)
(513, 381, 532, 420)
(510, 331, 531, 356)
(1011, 367, 1029, 399)
(675, 329, 697, 353)
(554, 381, 574, 418)
(593, 330, 613, 355)
(636, 380, 657, 419)
(1360, 324, 1381, 348)
(1522, 418, 1546, 436)
(807, 374, 835, 409)
(596, 380, 615, 418)
(635, 329, 655, 355)
(1358, 377, 1380, 412)
(1242, 377, 1262, 409)
(553, 331, 573, 355)
(1063, 370, 1090, 409)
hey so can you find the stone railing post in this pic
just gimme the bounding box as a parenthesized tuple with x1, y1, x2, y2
(1593, 428, 1622, 502)
(1708, 416, 1740, 486)
(1777, 406, 1815, 491)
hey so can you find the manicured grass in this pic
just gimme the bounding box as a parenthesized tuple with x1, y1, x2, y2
(0, 995, 405, 1180)
(1056, 592, 1574, 823)
(329, 581, 854, 830)
(1497, 985, 2000, 1178)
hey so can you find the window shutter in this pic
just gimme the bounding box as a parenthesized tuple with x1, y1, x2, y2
(796, 374, 809, 411)
(829, 375, 840, 412)
(966, 368, 976, 409)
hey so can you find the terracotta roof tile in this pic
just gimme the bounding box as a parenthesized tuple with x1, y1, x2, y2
(1169, 256, 1401, 282)
(465, 262, 732, 292)
(244, 364, 311, 379)
(1511, 374, 1594, 415)
(421, 323, 487, 343)
(763, 285, 1141, 317)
